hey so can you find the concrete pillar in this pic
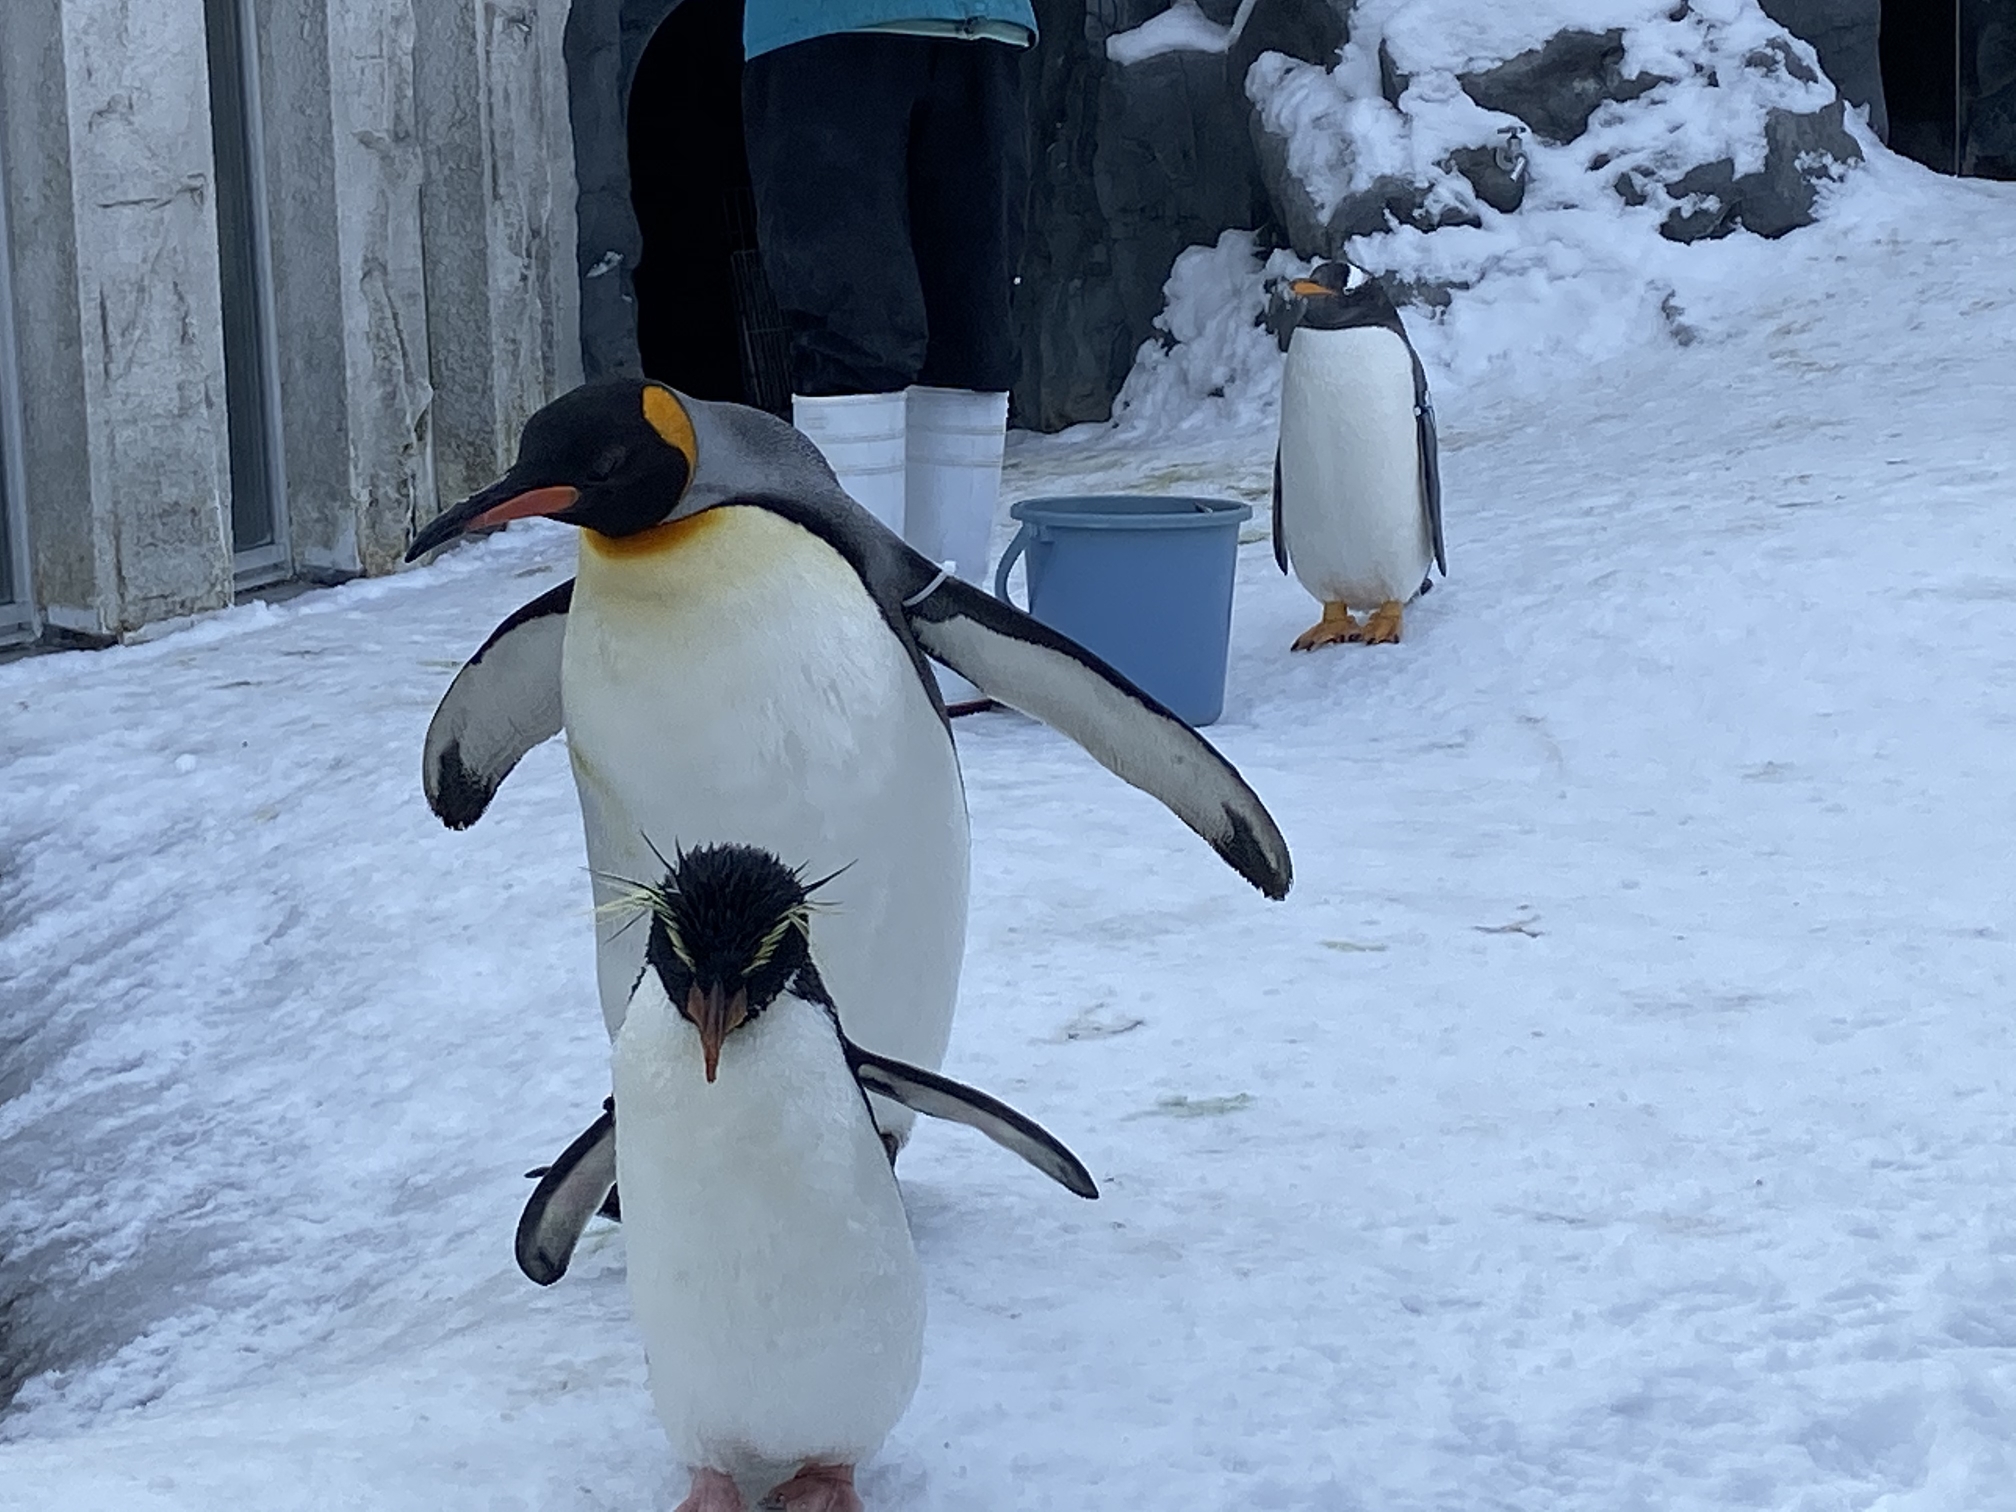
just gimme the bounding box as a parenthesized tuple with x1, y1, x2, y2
(323, 0, 437, 576)
(0, 0, 234, 639)
(251, 0, 357, 582)
(415, 0, 581, 509)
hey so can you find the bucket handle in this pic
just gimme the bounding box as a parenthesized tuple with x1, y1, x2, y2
(992, 521, 1034, 607)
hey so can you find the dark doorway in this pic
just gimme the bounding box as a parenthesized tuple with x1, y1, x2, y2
(204, 0, 290, 583)
(627, 0, 792, 413)
(1881, 0, 2016, 178)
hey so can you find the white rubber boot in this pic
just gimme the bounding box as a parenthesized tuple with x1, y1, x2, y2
(906, 387, 1009, 712)
(792, 391, 907, 537)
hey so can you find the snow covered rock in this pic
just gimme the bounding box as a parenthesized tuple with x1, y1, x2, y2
(1455, 28, 1668, 145)
(1657, 98, 1863, 241)
(1245, 0, 1866, 260)
(1756, 0, 1886, 139)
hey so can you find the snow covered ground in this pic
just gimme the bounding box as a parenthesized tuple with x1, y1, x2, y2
(4, 148, 2015, 1510)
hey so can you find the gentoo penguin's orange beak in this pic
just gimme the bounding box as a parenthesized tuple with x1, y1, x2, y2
(688, 983, 749, 1083)
(1288, 279, 1331, 297)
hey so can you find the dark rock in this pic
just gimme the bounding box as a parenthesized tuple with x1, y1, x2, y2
(1737, 98, 1862, 236)
(1381, 275, 1463, 313)
(1443, 128, 1529, 213)
(1745, 36, 1818, 85)
(1659, 157, 1740, 241)
(1659, 99, 1861, 241)
(1095, 47, 1270, 335)
(1612, 169, 1648, 207)
(1326, 175, 1451, 241)
(1962, 14, 2016, 179)
(1015, 0, 1271, 429)
(1252, 110, 1473, 257)
(1015, 0, 1132, 430)
(1377, 38, 1409, 104)
(1459, 28, 1668, 144)
(1227, 0, 1349, 82)
(1248, 107, 1329, 254)
(1756, 0, 1886, 141)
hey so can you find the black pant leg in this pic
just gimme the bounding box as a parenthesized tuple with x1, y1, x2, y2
(740, 34, 930, 395)
(909, 40, 1029, 393)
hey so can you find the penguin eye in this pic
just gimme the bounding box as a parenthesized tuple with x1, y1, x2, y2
(586, 444, 628, 483)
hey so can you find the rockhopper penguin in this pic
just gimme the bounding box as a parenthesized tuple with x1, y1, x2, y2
(1269, 258, 1447, 649)
(603, 842, 1094, 1512)
(404, 380, 1289, 1278)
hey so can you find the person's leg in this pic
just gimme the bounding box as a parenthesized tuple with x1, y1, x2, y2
(909, 40, 1028, 397)
(742, 34, 930, 532)
(741, 33, 932, 396)
(904, 43, 1028, 706)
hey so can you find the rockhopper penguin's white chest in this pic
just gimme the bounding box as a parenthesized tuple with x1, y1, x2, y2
(612, 977, 925, 1494)
(560, 506, 971, 1136)
(1277, 324, 1434, 609)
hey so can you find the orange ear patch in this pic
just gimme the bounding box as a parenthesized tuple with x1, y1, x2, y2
(642, 384, 697, 462)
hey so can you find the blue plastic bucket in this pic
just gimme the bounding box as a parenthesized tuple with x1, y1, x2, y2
(993, 494, 1252, 727)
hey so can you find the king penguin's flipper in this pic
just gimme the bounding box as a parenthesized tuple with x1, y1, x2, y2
(844, 1042, 1099, 1200)
(1411, 351, 1446, 576)
(514, 1099, 616, 1286)
(903, 574, 1293, 900)
(423, 580, 573, 829)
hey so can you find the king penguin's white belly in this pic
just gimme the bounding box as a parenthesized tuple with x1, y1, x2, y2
(614, 986, 925, 1488)
(562, 507, 970, 1124)
(1278, 326, 1434, 609)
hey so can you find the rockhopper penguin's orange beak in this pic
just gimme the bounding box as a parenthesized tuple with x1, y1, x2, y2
(687, 982, 748, 1084)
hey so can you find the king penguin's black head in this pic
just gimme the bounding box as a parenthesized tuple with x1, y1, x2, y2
(405, 379, 696, 561)
(626, 843, 831, 1083)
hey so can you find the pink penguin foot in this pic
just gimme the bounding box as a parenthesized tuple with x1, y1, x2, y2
(760, 1462, 862, 1512)
(676, 1468, 747, 1512)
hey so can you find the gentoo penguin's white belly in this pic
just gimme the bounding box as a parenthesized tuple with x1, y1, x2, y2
(1278, 326, 1433, 609)
(614, 986, 924, 1489)
(562, 506, 970, 1103)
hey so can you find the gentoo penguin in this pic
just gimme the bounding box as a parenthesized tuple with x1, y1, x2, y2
(405, 381, 1287, 1270)
(1269, 259, 1446, 649)
(606, 842, 1094, 1512)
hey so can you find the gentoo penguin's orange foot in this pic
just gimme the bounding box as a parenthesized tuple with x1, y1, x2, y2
(1291, 602, 1360, 652)
(761, 1462, 860, 1512)
(676, 1468, 746, 1512)
(1360, 600, 1405, 644)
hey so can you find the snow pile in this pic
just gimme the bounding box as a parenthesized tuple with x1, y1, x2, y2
(6, 161, 2016, 1508)
(1113, 0, 1877, 432)
(1104, 0, 1230, 65)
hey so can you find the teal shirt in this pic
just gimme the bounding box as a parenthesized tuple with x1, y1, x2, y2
(744, 2, 1039, 60)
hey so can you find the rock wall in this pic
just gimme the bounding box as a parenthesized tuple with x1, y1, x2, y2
(562, 2, 1883, 432)
(0, 0, 233, 638)
(1014, 0, 1348, 430)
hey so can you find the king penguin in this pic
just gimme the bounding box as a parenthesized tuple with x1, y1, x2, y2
(606, 842, 1094, 1512)
(404, 380, 1290, 1276)
(1269, 259, 1446, 650)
